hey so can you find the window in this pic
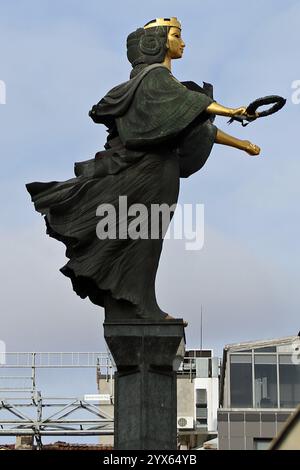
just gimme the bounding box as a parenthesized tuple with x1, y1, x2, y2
(279, 355, 300, 408)
(254, 347, 276, 353)
(196, 389, 207, 428)
(254, 355, 278, 408)
(228, 346, 300, 410)
(253, 438, 272, 450)
(230, 355, 253, 407)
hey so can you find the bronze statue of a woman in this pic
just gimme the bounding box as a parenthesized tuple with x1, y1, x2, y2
(26, 17, 260, 323)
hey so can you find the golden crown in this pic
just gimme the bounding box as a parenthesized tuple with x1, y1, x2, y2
(144, 17, 181, 30)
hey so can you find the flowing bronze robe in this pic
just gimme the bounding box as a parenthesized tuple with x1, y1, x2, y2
(27, 65, 217, 319)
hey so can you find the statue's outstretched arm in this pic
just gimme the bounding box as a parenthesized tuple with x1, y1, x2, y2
(215, 128, 260, 156)
(205, 102, 260, 156)
(206, 101, 257, 119)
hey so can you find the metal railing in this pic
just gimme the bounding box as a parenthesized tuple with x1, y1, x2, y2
(0, 352, 115, 445)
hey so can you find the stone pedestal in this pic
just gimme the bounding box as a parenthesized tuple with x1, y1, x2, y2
(104, 319, 185, 450)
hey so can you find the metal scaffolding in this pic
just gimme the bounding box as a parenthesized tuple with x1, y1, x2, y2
(0, 352, 115, 448)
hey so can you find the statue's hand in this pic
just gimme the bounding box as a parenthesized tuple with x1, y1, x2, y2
(231, 106, 247, 117)
(231, 107, 259, 120)
(243, 140, 261, 156)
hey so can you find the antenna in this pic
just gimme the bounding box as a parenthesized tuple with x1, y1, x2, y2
(200, 305, 203, 351)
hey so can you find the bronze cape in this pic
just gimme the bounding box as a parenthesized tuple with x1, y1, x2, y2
(26, 65, 217, 320)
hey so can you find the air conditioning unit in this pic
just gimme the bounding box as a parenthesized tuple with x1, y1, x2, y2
(177, 416, 194, 430)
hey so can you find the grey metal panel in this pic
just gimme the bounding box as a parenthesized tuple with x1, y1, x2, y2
(261, 413, 276, 422)
(245, 421, 260, 437)
(261, 422, 276, 438)
(229, 413, 244, 421)
(196, 358, 209, 378)
(218, 421, 229, 437)
(230, 437, 245, 450)
(218, 412, 229, 422)
(277, 412, 291, 422)
(245, 413, 260, 422)
(218, 437, 230, 450)
(245, 437, 254, 450)
(230, 422, 244, 437)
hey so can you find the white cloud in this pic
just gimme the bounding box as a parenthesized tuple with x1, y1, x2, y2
(157, 225, 299, 355)
(2, 221, 297, 356)
(0, 225, 105, 351)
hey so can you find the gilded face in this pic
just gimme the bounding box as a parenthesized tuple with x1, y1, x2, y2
(166, 26, 185, 59)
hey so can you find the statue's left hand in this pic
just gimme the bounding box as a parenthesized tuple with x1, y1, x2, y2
(243, 140, 261, 156)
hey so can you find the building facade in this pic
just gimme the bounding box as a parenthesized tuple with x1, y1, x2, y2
(218, 335, 300, 450)
(176, 349, 219, 449)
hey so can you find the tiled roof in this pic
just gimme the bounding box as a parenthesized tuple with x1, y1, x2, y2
(0, 441, 113, 451)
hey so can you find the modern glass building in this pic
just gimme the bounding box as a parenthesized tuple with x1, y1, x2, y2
(218, 335, 300, 450)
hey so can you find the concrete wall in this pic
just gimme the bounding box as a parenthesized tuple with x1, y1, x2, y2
(177, 376, 195, 419)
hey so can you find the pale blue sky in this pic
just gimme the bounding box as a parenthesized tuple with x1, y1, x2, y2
(0, 0, 299, 357)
